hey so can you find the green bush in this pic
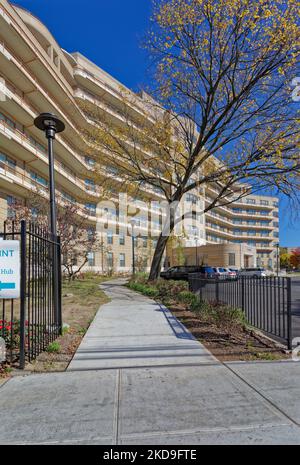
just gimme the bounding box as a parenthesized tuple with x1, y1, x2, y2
(128, 276, 247, 329)
(190, 298, 212, 315)
(212, 305, 246, 328)
(155, 279, 188, 300)
(128, 277, 188, 302)
(177, 291, 198, 306)
(128, 282, 159, 298)
(46, 341, 61, 353)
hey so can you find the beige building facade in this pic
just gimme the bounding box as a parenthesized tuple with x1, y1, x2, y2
(0, 1, 280, 272)
(168, 243, 257, 269)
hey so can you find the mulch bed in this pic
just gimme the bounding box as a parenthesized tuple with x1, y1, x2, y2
(168, 303, 290, 362)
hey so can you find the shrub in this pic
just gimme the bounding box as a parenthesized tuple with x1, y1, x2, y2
(177, 291, 198, 306)
(128, 282, 159, 298)
(212, 305, 246, 328)
(155, 279, 188, 300)
(46, 341, 61, 353)
(190, 299, 212, 315)
(133, 272, 149, 284)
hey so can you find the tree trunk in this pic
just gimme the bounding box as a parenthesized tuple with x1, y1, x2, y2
(148, 198, 180, 281)
(149, 233, 170, 281)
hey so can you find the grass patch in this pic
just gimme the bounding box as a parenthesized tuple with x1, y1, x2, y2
(24, 273, 110, 373)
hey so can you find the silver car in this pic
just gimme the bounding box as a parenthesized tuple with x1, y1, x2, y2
(239, 267, 267, 278)
(212, 267, 228, 279)
(224, 268, 238, 279)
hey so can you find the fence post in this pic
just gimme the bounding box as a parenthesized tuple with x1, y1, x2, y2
(287, 278, 292, 350)
(241, 277, 245, 310)
(216, 279, 219, 302)
(57, 236, 62, 334)
(19, 220, 27, 369)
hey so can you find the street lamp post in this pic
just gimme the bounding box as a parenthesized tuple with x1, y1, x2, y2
(34, 113, 65, 329)
(194, 236, 199, 266)
(130, 219, 136, 276)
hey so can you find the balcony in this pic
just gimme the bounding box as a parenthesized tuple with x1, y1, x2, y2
(205, 209, 274, 229)
(0, 119, 100, 199)
(0, 39, 89, 153)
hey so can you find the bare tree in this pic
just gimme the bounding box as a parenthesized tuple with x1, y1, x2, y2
(81, 0, 300, 280)
(8, 191, 99, 280)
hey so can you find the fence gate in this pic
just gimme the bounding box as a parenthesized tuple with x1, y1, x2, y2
(0, 220, 62, 368)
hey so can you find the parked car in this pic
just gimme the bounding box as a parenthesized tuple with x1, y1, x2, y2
(239, 267, 267, 278)
(160, 265, 215, 281)
(212, 267, 228, 279)
(224, 268, 238, 279)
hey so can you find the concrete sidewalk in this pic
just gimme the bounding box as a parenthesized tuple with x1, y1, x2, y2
(68, 279, 216, 371)
(0, 279, 300, 445)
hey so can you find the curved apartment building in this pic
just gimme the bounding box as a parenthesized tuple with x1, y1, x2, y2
(0, 0, 279, 272)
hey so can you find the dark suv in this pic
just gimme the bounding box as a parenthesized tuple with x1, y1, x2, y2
(160, 266, 215, 281)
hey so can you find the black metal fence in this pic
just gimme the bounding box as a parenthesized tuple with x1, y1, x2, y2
(0, 220, 62, 368)
(189, 275, 292, 349)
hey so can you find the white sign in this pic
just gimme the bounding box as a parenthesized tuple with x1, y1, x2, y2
(0, 240, 20, 299)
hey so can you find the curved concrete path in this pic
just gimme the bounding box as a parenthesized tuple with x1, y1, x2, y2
(0, 279, 300, 445)
(68, 279, 216, 371)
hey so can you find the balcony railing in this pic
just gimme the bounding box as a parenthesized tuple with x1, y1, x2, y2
(0, 119, 100, 198)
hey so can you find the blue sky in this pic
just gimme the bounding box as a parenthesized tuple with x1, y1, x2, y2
(13, 0, 300, 246)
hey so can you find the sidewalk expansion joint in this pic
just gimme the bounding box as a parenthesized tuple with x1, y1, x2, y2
(112, 369, 122, 445)
(223, 362, 300, 427)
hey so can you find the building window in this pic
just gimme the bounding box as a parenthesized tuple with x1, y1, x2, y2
(229, 253, 236, 266)
(186, 193, 198, 204)
(106, 166, 118, 176)
(0, 112, 15, 129)
(142, 237, 148, 248)
(85, 202, 96, 216)
(62, 191, 77, 204)
(87, 252, 95, 267)
(107, 252, 114, 268)
(119, 253, 126, 268)
(0, 152, 16, 170)
(7, 195, 16, 219)
(31, 208, 38, 220)
(87, 228, 95, 241)
(30, 171, 48, 188)
(85, 179, 96, 192)
(260, 200, 269, 206)
(107, 231, 113, 245)
(85, 156, 95, 167)
(119, 232, 125, 245)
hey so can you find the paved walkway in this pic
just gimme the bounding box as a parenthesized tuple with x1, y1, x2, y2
(0, 279, 300, 445)
(68, 279, 215, 371)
